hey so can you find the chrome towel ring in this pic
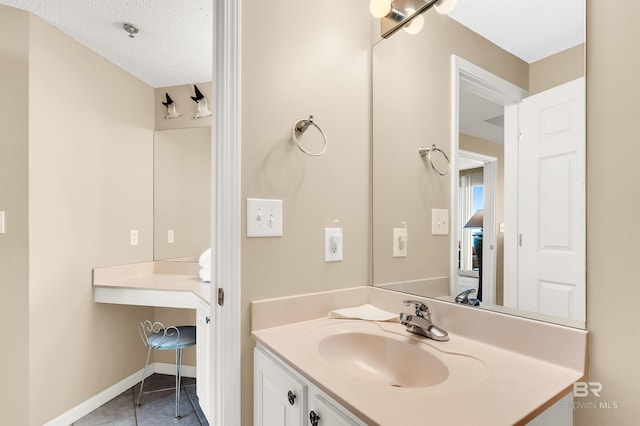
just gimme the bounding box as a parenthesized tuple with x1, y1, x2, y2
(418, 144, 450, 176)
(292, 115, 327, 156)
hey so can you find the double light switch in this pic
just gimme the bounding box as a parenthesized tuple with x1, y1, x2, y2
(247, 198, 283, 237)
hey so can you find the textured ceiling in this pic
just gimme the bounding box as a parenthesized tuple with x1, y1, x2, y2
(0, 0, 212, 88)
(449, 0, 585, 64)
(0, 0, 583, 88)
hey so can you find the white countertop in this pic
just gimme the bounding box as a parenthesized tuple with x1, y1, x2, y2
(251, 287, 588, 426)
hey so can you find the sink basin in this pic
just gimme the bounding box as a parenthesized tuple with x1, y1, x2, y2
(301, 320, 487, 390)
(316, 331, 449, 388)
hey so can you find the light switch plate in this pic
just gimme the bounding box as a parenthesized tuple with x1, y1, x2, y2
(247, 198, 283, 237)
(325, 228, 343, 262)
(393, 228, 407, 257)
(0, 211, 4, 234)
(432, 209, 449, 235)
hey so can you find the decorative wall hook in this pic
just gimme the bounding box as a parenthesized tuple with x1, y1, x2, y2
(161, 92, 182, 119)
(191, 84, 212, 119)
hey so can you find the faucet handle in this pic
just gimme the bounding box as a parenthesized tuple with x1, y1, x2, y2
(455, 288, 480, 306)
(402, 300, 429, 317)
(455, 288, 475, 303)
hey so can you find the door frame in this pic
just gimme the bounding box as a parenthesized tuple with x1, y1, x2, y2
(450, 56, 528, 304)
(212, 0, 242, 425)
(457, 149, 498, 304)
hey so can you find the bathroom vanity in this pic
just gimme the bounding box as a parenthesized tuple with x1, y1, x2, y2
(252, 286, 588, 426)
(255, 345, 367, 426)
(93, 261, 212, 420)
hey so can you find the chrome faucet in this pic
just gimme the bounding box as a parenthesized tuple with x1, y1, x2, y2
(455, 288, 480, 306)
(400, 300, 449, 341)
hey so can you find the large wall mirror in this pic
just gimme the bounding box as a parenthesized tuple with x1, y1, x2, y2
(372, 0, 585, 328)
(153, 127, 211, 261)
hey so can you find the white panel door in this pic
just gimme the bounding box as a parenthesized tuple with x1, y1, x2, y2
(517, 78, 585, 322)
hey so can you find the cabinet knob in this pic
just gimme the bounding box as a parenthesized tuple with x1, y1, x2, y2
(205, 316, 211, 324)
(309, 410, 320, 426)
(287, 390, 296, 405)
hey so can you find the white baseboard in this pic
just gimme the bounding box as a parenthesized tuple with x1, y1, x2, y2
(154, 361, 196, 378)
(44, 362, 196, 426)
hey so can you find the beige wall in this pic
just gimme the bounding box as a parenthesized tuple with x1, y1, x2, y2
(459, 134, 504, 304)
(0, 6, 30, 424)
(27, 15, 155, 424)
(153, 127, 211, 262)
(372, 13, 527, 286)
(576, 1, 640, 424)
(240, 0, 372, 423)
(529, 44, 585, 94)
(0, 12, 209, 423)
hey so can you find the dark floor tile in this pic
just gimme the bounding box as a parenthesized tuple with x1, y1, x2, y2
(133, 373, 196, 396)
(74, 388, 136, 426)
(135, 388, 200, 426)
(185, 385, 209, 426)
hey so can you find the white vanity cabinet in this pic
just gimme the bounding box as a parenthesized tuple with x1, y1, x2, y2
(254, 346, 366, 426)
(196, 300, 211, 419)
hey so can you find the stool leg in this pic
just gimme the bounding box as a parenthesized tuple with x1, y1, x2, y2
(175, 348, 184, 419)
(136, 346, 152, 407)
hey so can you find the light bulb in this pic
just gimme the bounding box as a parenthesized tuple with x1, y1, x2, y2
(434, 0, 458, 15)
(370, 0, 392, 18)
(403, 8, 424, 35)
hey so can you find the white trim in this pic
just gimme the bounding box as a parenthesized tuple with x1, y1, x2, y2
(457, 150, 498, 304)
(154, 362, 197, 378)
(43, 363, 195, 426)
(503, 104, 520, 308)
(450, 55, 528, 301)
(212, 0, 242, 425)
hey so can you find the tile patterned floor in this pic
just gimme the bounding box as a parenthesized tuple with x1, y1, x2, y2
(73, 374, 209, 426)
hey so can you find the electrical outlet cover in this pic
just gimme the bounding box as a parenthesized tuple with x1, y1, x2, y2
(325, 228, 343, 262)
(393, 228, 408, 257)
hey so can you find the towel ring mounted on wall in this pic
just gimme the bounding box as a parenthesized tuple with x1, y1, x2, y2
(418, 144, 451, 176)
(291, 115, 327, 156)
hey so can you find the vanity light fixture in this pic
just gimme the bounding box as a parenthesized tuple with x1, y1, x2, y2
(403, 8, 424, 35)
(123, 23, 139, 39)
(370, 0, 457, 37)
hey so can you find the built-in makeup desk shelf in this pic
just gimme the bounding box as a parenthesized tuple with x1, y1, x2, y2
(93, 261, 210, 308)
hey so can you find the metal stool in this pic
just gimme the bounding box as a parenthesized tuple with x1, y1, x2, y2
(136, 320, 196, 419)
